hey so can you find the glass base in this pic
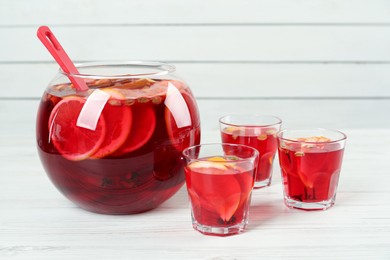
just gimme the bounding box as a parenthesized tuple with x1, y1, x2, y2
(254, 178, 272, 189)
(284, 196, 336, 211)
(192, 220, 248, 236)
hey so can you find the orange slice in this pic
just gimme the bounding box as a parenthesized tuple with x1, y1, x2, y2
(223, 126, 242, 140)
(259, 152, 275, 175)
(189, 161, 228, 171)
(92, 89, 132, 158)
(114, 103, 156, 155)
(189, 163, 241, 222)
(48, 97, 107, 161)
(209, 192, 241, 222)
(300, 136, 332, 151)
(188, 157, 239, 172)
(257, 133, 268, 141)
(207, 156, 228, 162)
(165, 90, 200, 152)
(304, 136, 331, 143)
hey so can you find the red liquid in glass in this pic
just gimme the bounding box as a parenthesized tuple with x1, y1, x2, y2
(185, 158, 255, 229)
(36, 79, 201, 214)
(221, 127, 277, 184)
(278, 143, 344, 203)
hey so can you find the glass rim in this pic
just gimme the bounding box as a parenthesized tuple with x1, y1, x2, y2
(182, 142, 259, 162)
(219, 114, 282, 128)
(59, 61, 176, 79)
(277, 128, 347, 144)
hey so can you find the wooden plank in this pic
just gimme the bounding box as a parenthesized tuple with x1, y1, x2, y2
(1, 63, 389, 99)
(0, 97, 389, 259)
(1, 0, 390, 25)
(196, 99, 390, 130)
(1, 99, 389, 258)
(2, 26, 390, 62)
(1, 99, 389, 139)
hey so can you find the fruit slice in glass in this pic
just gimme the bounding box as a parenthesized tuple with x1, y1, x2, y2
(187, 159, 242, 222)
(114, 103, 156, 155)
(48, 96, 107, 161)
(92, 89, 132, 158)
(165, 87, 200, 152)
(293, 136, 332, 188)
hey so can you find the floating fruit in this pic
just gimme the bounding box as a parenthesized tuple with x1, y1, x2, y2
(188, 161, 228, 171)
(304, 136, 331, 143)
(259, 151, 275, 175)
(115, 103, 156, 154)
(92, 89, 132, 158)
(165, 88, 200, 152)
(48, 97, 107, 161)
(188, 161, 241, 222)
(223, 127, 241, 140)
(257, 133, 267, 141)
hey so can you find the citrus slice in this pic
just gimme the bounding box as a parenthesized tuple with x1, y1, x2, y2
(48, 96, 107, 161)
(187, 188, 201, 214)
(257, 133, 268, 141)
(188, 159, 242, 222)
(224, 126, 241, 133)
(223, 126, 242, 140)
(207, 156, 227, 162)
(258, 151, 275, 178)
(92, 89, 132, 158)
(189, 161, 228, 171)
(165, 89, 200, 152)
(195, 174, 240, 222)
(188, 157, 240, 172)
(304, 136, 331, 143)
(205, 191, 241, 222)
(114, 103, 156, 155)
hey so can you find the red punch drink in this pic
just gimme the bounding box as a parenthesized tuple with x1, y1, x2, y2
(277, 129, 347, 210)
(36, 62, 201, 214)
(220, 115, 282, 188)
(221, 127, 278, 186)
(186, 158, 254, 227)
(183, 144, 258, 236)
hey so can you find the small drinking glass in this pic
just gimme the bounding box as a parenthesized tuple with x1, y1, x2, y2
(219, 115, 282, 188)
(277, 128, 347, 210)
(183, 143, 259, 236)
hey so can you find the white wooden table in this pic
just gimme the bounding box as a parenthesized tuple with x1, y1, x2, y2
(1, 99, 389, 259)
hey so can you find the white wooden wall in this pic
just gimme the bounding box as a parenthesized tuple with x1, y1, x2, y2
(0, 0, 389, 134)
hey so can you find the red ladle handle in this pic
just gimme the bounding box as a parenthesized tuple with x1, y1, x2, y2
(37, 26, 89, 91)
